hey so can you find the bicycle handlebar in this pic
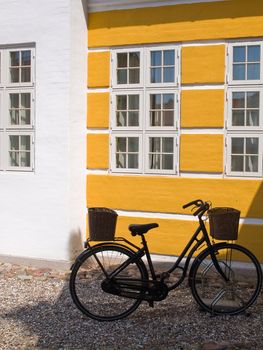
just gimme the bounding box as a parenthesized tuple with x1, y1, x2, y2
(182, 199, 210, 217)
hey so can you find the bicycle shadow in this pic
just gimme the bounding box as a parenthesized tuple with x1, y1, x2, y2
(2, 278, 263, 349)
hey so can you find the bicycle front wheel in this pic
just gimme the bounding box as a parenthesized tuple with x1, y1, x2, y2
(69, 244, 148, 321)
(189, 243, 262, 315)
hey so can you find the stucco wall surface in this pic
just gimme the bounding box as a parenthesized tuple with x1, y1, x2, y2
(0, 0, 87, 262)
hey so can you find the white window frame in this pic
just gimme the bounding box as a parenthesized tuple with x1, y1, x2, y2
(146, 90, 178, 131)
(5, 131, 34, 172)
(0, 91, 3, 130)
(4, 48, 35, 88)
(146, 46, 179, 87)
(228, 41, 263, 85)
(145, 133, 177, 175)
(111, 48, 143, 89)
(111, 90, 143, 131)
(227, 87, 263, 131)
(110, 133, 142, 173)
(225, 133, 263, 177)
(5, 89, 35, 130)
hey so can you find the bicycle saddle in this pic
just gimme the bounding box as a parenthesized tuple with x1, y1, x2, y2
(128, 223, 159, 236)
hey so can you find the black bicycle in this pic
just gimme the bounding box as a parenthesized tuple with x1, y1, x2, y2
(69, 200, 262, 321)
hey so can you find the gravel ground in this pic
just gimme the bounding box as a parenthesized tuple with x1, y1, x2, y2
(0, 262, 263, 350)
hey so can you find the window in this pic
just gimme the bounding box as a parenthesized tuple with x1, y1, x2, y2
(0, 46, 35, 172)
(110, 46, 179, 175)
(226, 41, 263, 177)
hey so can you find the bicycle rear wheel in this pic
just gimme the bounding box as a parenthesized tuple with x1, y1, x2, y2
(189, 243, 262, 315)
(69, 244, 148, 321)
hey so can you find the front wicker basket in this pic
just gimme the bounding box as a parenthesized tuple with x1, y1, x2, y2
(208, 207, 240, 240)
(88, 207, 118, 241)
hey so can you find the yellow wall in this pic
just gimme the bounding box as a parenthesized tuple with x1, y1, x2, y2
(180, 134, 223, 173)
(182, 45, 225, 84)
(87, 134, 109, 169)
(88, 52, 110, 87)
(87, 93, 109, 128)
(87, 175, 263, 219)
(181, 90, 225, 128)
(88, 0, 263, 47)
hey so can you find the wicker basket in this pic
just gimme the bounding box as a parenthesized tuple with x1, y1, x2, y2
(208, 207, 240, 240)
(88, 207, 118, 241)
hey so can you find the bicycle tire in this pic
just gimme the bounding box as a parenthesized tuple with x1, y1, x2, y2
(189, 243, 262, 315)
(69, 244, 148, 321)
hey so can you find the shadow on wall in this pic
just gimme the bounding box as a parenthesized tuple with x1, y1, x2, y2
(238, 181, 263, 261)
(68, 229, 84, 261)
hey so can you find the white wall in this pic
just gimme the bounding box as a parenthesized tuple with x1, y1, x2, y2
(0, 0, 87, 262)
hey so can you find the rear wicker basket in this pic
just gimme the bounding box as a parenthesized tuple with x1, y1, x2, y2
(88, 207, 118, 241)
(208, 207, 240, 240)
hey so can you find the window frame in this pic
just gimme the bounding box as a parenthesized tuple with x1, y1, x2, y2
(226, 87, 263, 131)
(111, 48, 144, 89)
(5, 131, 34, 172)
(145, 133, 178, 175)
(146, 46, 179, 88)
(145, 89, 178, 131)
(225, 133, 263, 177)
(110, 133, 143, 173)
(228, 41, 263, 85)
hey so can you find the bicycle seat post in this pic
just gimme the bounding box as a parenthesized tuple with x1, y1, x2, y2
(141, 234, 157, 280)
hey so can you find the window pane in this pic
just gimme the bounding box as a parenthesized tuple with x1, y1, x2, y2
(21, 136, 30, 150)
(150, 94, 161, 109)
(232, 138, 244, 154)
(21, 51, 31, 66)
(151, 68, 161, 83)
(128, 95, 139, 110)
(163, 94, 174, 109)
(21, 67, 31, 82)
(21, 110, 31, 125)
(233, 64, 245, 80)
(162, 138, 173, 153)
(246, 110, 259, 126)
(129, 52, 140, 67)
(162, 154, 173, 170)
(247, 91, 259, 108)
(247, 63, 260, 80)
(163, 111, 174, 126)
(151, 51, 162, 66)
(128, 154, 138, 168)
(128, 138, 139, 152)
(117, 53, 127, 68)
(150, 111, 161, 126)
(232, 110, 245, 126)
(231, 155, 244, 171)
(116, 153, 126, 168)
(233, 47, 246, 62)
(246, 138, 258, 154)
(9, 152, 19, 166)
(164, 50, 175, 65)
(10, 110, 19, 125)
(150, 137, 161, 152)
(128, 111, 139, 126)
(248, 45, 260, 62)
(117, 95, 127, 110)
(116, 112, 127, 126)
(116, 137, 126, 152)
(129, 68, 139, 84)
(149, 154, 160, 169)
(163, 67, 175, 82)
(20, 152, 30, 167)
(21, 93, 31, 108)
(10, 94, 19, 108)
(117, 69, 127, 84)
(245, 156, 258, 172)
(10, 135, 19, 150)
(10, 51, 19, 66)
(232, 92, 245, 108)
(10, 68, 19, 83)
